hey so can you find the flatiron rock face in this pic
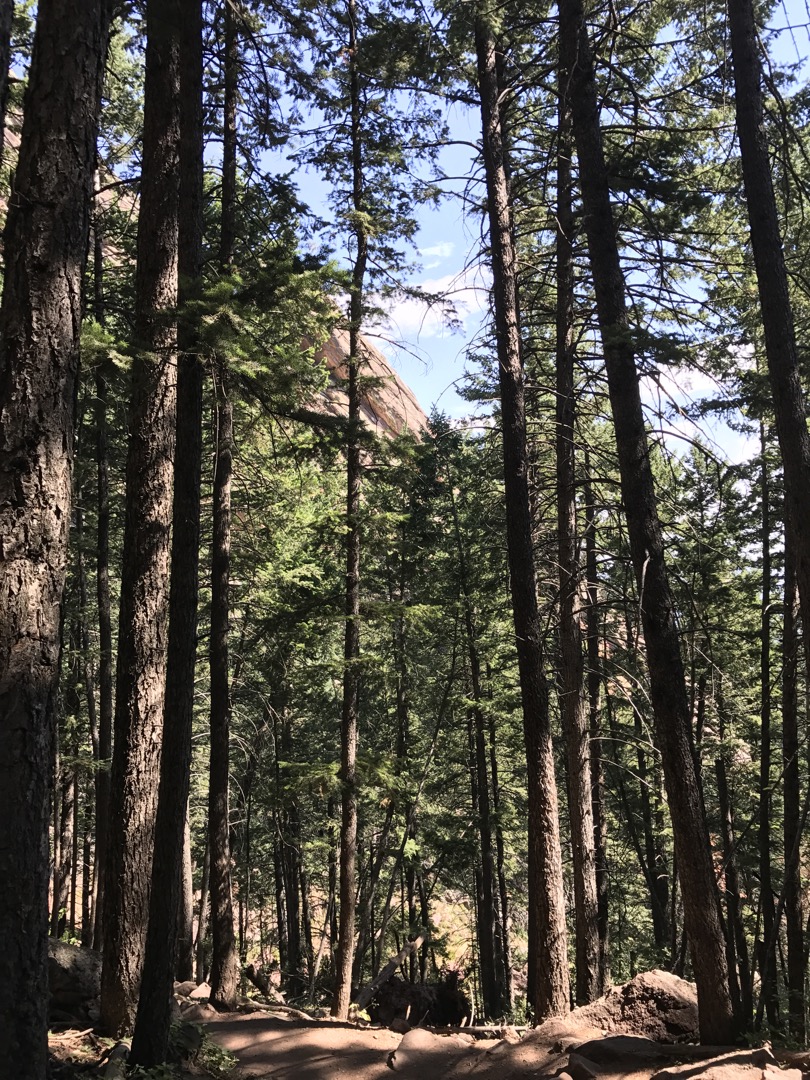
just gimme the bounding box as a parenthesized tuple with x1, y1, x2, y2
(315, 328, 428, 438)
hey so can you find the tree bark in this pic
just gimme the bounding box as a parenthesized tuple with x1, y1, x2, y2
(332, 0, 367, 1020)
(560, 0, 734, 1042)
(728, 0, 810, 681)
(474, 9, 569, 1021)
(101, 0, 181, 1036)
(130, 0, 203, 1061)
(208, 371, 240, 1008)
(92, 230, 114, 950)
(556, 72, 600, 1005)
(0, 1, 111, 1072)
(207, 0, 241, 1011)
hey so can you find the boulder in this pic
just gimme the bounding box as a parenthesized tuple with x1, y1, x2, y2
(188, 981, 211, 1000)
(571, 970, 699, 1043)
(388, 1027, 475, 1075)
(48, 938, 101, 1023)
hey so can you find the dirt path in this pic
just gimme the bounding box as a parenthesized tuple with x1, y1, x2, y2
(205, 1013, 402, 1079)
(204, 1013, 810, 1080)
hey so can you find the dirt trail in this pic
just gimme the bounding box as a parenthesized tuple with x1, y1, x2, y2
(203, 972, 810, 1080)
(206, 1013, 402, 1078)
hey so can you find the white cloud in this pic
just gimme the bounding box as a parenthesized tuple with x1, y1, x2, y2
(419, 241, 455, 260)
(378, 265, 490, 343)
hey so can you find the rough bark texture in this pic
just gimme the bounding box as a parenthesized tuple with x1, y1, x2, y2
(332, 0, 367, 1020)
(560, 0, 734, 1043)
(93, 359, 113, 949)
(207, 0, 240, 1011)
(208, 373, 240, 1009)
(475, 9, 569, 1021)
(556, 77, 600, 1006)
(0, 1, 111, 1073)
(101, 0, 180, 1037)
(728, 0, 810, 669)
(130, 0, 202, 1061)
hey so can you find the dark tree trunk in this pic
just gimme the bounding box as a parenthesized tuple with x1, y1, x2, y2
(332, 0, 367, 1020)
(474, 10, 569, 1021)
(101, 0, 181, 1037)
(560, 0, 734, 1042)
(0, 1, 111, 1072)
(82, 773, 95, 946)
(92, 275, 114, 949)
(130, 0, 203, 1062)
(449, 484, 503, 1016)
(208, 372, 240, 1008)
(782, 533, 804, 1040)
(207, 0, 240, 1011)
(52, 716, 75, 938)
(556, 74, 600, 1005)
(584, 467, 610, 987)
(728, 0, 810, 679)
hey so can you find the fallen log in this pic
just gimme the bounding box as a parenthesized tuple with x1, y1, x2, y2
(356, 933, 426, 1012)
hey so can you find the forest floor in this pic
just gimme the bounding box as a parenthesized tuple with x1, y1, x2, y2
(46, 969, 810, 1080)
(202, 1010, 810, 1080)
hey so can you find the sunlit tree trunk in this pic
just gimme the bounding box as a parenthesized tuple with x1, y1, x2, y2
(560, 0, 734, 1040)
(101, 0, 180, 1036)
(131, 0, 203, 1059)
(556, 70, 600, 1004)
(475, 7, 569, 1020)
(332, 0, 368, 1019)
(0, 0, 112, 1070)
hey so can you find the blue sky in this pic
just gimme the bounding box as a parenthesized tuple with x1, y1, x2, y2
(284, 0, 810, 454)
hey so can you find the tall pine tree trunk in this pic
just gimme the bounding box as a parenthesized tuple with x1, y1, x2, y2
(101, 0, 181, 1036)
(131, 0, 203, 1060)
(556, 71, 600, 1004)
(208, 369, 240, 1007)
(728, 0, 810, 676)
(207, 0, 240, 1010)
(92, 214, 114, 950)
(332, 0, 367, 1019)
(0, 1, 112, 1071)
(474, 9, 569, 1021)
(559, 0, 734, 1041)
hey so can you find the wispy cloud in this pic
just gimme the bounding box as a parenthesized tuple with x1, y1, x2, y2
(378, 266, 490, 343)
(419, 241, 455, 260)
